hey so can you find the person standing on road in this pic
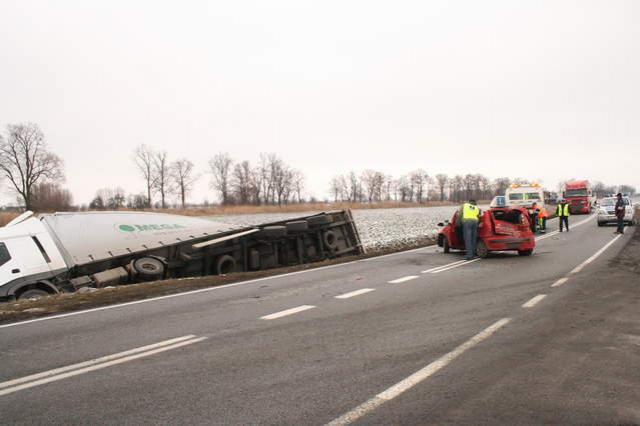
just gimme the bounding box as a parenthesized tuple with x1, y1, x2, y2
(529, 202, 539, 233)
(537, 204, 548, 233)
(556, 199, 570, 232)
(460, 199, 481, 260)
(614, 192, 626, 234)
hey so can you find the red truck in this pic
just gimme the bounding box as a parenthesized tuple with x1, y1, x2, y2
(563, 180, 595, 214)
(437, 206, 536, 257)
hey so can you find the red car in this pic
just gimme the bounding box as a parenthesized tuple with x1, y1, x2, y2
(437, 206, 536, 257)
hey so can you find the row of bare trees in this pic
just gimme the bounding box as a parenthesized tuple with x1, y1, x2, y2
(133, 145, 198, 208)
(329, 171, 540, 203)
(209, 152, 305, 205)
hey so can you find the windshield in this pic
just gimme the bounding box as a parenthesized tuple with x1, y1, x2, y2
(525, 192, 541, 200)
(601, 198, 630, 206)
(508, 193, 523, 200)
(565, 188, 587, 197)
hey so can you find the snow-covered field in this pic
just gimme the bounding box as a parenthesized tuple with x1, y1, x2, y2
(205, 205, 460, 250)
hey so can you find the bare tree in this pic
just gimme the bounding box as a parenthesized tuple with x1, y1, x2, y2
(231, 160, 253, 204)
(153, 151, 172, 209)
(329, 176, 342, 202)
(134, 144, 155, 208)
(171, 158, 197, 208)
(31, 182, 73, 211)
(0, 123, 64, 210)
(409, 169, 428, 203)
(209, 152, 233, 204)
(435, 173, 449, 201)
(291, 169, 305, 203)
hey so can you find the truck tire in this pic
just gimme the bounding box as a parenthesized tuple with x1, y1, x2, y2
(17, 288, 50, 300)
(216, 255, 236, 275)
(518, 249, 533, 256)
(308, 215, 333, 226)
(259, 226, 287, 239)
(323, 230, 338, 250)
(476, 241, 489, 258)
(286, 220, 308, 232)
(133, 257, 165, 281)
(443, 237, 450, 254)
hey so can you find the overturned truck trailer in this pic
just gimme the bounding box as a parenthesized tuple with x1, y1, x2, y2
(0, 210, 364, 301)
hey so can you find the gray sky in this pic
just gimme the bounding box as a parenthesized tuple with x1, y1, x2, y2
(1, 0, 638, 205)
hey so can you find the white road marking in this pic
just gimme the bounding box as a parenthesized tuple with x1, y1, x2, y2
(421, 260, 467, 274)
(387, 275, 419, 284)
(522, 294, 547, 308)
(360, 246, 434, 262)
(0, 336, 207, 397)
(260, 305, 316, 320)
(430, 257, 481, 273)
(0, 335, 196, 390)
(551, 277, 569, 288)
(326, 318, 511, 426)
(569, 234, 623, 275)
(335, 288, 375, 299)
(536, 215, 594, 241)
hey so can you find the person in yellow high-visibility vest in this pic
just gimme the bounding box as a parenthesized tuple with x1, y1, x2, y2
(459, 199, 481, 260)
(556, 199, 570, 232)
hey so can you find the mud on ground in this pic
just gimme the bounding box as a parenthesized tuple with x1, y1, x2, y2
(0, 237, 436, 324)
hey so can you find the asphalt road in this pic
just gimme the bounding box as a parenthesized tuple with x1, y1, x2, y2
(0, 214, 638, 425)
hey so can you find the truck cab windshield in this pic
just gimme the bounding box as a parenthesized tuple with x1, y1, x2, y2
(565, 189, 587, 197)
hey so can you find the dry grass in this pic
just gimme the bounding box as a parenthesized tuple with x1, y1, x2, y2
(0, 212, 20, 227)
(141, 201, 462, 217)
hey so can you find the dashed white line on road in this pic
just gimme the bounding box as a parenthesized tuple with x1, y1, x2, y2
(387, 275, 419, 284)
(522, 294, 547, 308)
(569, 234, 623, 275)
(335, 288, 375, 299)
(431, 257, 481, 273)
(0, 335, 207, 397)
(260, 305, 316, 320)
(326, 318, 511, 426)
(551, 277, 569, 288)
(421, 260, 467, 274)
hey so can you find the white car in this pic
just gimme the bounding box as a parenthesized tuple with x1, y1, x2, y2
(597, 197, 635, 226)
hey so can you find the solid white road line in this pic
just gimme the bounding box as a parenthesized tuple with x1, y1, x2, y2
(326, 318, 511, 426)
(421, 260, 467, 274)
(522, 294, 547, 308)
(335, 288, 375, 299)
(0, 335, 197, 390)
(360, 246, 434, 262)
(536, 215, 594, 241)
(0, 336, 207, 397)
(431, 257, 481, 273)
(569, 234, 623, 275)
(551, 277, 569, 288)
(387, 276, 419, 284)
(260, 305, 316, 320)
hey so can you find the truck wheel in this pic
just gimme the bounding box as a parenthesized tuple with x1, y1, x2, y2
(476, 241, 489, 258)
(17, 288, 50, 300)
(323, 230, 338, 250)
(308, 214, 333, 226)
(518, 249, 533, 256)
(133, 257, 165, 281)
(216, 255, 236, 275)
(286, 220, 308, 232)
(259, 226, 287, 238)
(443, 237, 450, 254)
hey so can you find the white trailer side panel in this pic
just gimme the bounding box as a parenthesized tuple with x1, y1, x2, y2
(40, 212, 244, 266)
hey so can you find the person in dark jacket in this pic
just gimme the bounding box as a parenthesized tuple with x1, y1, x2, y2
(614, 193, 626, 234)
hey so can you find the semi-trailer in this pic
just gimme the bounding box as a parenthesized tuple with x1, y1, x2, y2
(0, 210, 363, 301)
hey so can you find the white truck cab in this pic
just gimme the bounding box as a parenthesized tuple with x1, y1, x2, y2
(505, 183, 546, 209)
(0, 212, 67, 299)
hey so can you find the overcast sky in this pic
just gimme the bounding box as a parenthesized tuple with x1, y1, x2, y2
(1, 1, 638, 205)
